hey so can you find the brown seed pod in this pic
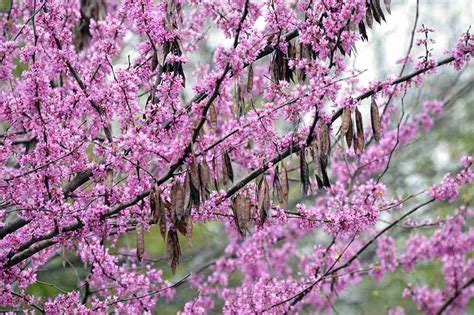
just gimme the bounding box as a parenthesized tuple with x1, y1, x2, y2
(166, 229, 180, 274)
(247, 64, 254, 93)
(371, 99, 382, 142)
(232, 193, 252, 238)
(257, 176, 270, 225)
(341, 108, 352, 135)
(136, 223, 145, 262)
(299, 148, 310, 196)
(355, 107, 365, 152)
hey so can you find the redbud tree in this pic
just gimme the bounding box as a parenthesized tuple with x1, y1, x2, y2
(0, 0, 473, 313)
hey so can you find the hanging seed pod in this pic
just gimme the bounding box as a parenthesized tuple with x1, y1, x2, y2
(345, 116, 354, 148)
(198, 162, 211, 200)
(232, 193, 252, 238)
(209, 103, 217, 129)
(371, 99, 382, 142)
(370, 0, 385, 23)
(212, 155, 219, 190)
(273, 165, 288, 208)
(166, 229, 180, 274)
(171, 181, 185, 223)
(299, 148, 310, 196)
(247, 64, 254, 93)
(355, 107, 365, 152)
(280, 163, 289, 206)
(359, 20, 368, 41)
(341, 108, 352, 135)
(136, 223, 145, 262)
(257, 176, 270, 225)
(366, 4, 374, 28)
(317, 121, 330, 164)
(175, 215, 192, 240)
(384, 0, 391, 14)
(320, 157, 331, 188)
(221, 151, 233, 187)
(273, 165, 283, 206)
(223, 151, 234, 183)
(183, 172, 192, 215)
(150, 184, 167, 240)
(190, 155, 201, 193)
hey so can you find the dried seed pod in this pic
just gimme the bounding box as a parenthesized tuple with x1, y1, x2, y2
(359, 20, 368, 41)
(183, 172, 192, 215)
(232, 193, 252, 238)
(384, 0, 391, 14)
(341, 108, 352, 135)
(273, 166, 283, 206)
(209, 103, 217, 129)
(212, 155, 219, 190)
(273, 165, 288, 208)
(257, 176, 270, 225)
(299, 148, 310, 196)
(198, 162, 211, 200)
(190, 154, 200, 190)
(136, 223, 145, 262)
(247, 64, 254, 93)
(355, 107, 365, 152)
(175, 215, 192, 240)
(171, 181, 185, 223)
(317, 121, 330, 164)
(371, 99, 382, 142)
(320, 157, 331, 188)
(166, 229, 180, 274)
(222, 151, 234, 186)
(345, 116, 354, 148)
(150, 184, 166, 240)
(371, 0, 385, 23)
(279, 164, 289, 207)
(366, 4, 374, 28)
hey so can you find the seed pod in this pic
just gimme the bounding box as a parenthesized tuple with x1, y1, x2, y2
(150, 184, 167, 240)
(345, 116, 354, 148)
(341, 108, 352, 135)
(209, 103, 217, 129)
(166, 229, 180, 274)
(273, 166, 283, 207)
(136, 223, 145, 262)
(190, 155, 200, 192)
(355, 107, 365, 152)
(299, 148, 310, 196)
(232, 193, 252, 238)
(171, 181, 185, 223)
(223, 151, 234, 183)
(366, 4, 374, 28)
(371, 99, 382, 142)
(175, 215, 193, 240)
(257, 176, 270, 225)
(384, 0, 391, 14)
(247, 64, 254, 93)
(371, 0, 385, 23)
(199, 162, 211, 200)
(359, 20, 368, 41)
(317, 121, 330, 164)
(320, 157, 331, 188)
(279, 164, 289, 206)
(183, 171, 192, 216)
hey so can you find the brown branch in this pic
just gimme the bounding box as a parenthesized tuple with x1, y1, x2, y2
(436, 277, 474, 315)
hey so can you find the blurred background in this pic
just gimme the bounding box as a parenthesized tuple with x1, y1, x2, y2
(1, 0, 473, 313)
